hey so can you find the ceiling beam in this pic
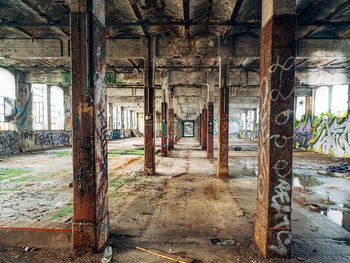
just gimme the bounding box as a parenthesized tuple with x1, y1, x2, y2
(18, 0, 69, 37)
(128, 0, 150, 37)
(183, 0, 190, 38)
(128, 59, 142, 72)
(224, 0, 244, 37)
(1, 21, 350, 27)
(5, 26, 34, 38)
(300, 1, 350, 39)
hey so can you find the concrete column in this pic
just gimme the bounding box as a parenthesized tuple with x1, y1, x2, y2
(144, 37, 156, 175)
(201, 108, 207, 150)
(71, 0, 108, 252)
(108, 103, 113, 130)
(120, 107, 124, 129)
(130, 110, 133, 130)
(254, 0, 296, 258)
(207, 72, 215, 159)
(168, 93, 174, 150)
(217, 47, 230, 179)
(306, 96, 312, 116)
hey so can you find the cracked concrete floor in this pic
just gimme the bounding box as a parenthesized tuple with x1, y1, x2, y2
(1, 137, 350, 262)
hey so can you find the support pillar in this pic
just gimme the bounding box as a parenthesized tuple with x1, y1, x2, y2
(176, 116, 181, 142)
(161, 102, 168, 156)
(254, 0, 296, 258)
(198, 113, 202, 145)
(217, 48, 230, 179)
(168, 92, 174, 150)
(174, 114, 178, 144)
(207, 72, 215, 159)
(144, 37, 156, 175)
(201, 108, 207, 150)
(71, 0, 108, 252)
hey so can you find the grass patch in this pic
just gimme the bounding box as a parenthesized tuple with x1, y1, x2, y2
(108, 148, 144, 156)
(0, 188, 22, 192)
(0, 168, 31, 181)
(108, 174, 140, 196)
(50, 205, 73, 221)
(51, 151, 72, 156)
(10, 175, 35, 182)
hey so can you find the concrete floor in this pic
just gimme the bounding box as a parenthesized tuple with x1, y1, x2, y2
(0, 137, 350, 262)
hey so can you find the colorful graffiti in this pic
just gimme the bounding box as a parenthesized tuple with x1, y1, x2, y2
(214, 119, 242, 136)
(307, 113, 350, 157)
(244, 112, 350, 158)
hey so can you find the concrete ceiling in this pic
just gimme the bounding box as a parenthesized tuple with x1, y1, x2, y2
(1, 0, 350, 120)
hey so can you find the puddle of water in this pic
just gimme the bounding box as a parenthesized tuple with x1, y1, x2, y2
(293, 174, 323, 188)
(239, 161, 258, 176)
(320, 204, 350, 233)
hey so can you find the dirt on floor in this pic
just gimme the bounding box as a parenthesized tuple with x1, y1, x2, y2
(1, 137, 350, 262)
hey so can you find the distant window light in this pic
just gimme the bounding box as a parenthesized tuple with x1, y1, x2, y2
(0, 68, 16, 99)
(295, 97, 306, 120)
(50, 86, 64, 130)
(331, 85, 348, 116)
(32, 84, 47, 130)
(315, 86, 329, 116)
(0, 68, 16, 130)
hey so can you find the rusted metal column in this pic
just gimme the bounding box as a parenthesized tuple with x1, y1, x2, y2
(254, 0, 296, 258)
(198, 113, 202, 145)
(161, 102, 168, 156)
(143, 37, 156, 175)
(217, 54, 230, 179)
(207, 102, 214, 158)
(201, 108, 207, 150)
(176, 116, 181, 142)
(207, 72, 215, 159)
(168, 108, 174, 150)
(71, 0, 108, 252)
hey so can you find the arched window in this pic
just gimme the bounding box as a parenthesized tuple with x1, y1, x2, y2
(50, 86, 64, 130)
(0, 68, 16, 130)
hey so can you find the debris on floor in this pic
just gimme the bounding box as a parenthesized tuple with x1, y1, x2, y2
(135, 246, 195, 263)
(235, 208, 244, 217)
(101, 246, 113, 263)
(210, 238, 236, 246)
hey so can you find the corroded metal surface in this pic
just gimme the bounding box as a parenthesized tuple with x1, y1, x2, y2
(71, 2, 108, 252)
(207, 102, 214, 159)
(144, 37, 155, 175)
(168, 108, 174, 150)
(254, 12, 296, 259)
(201, 108, 207, 150)
(161, 102, 168, 157)
(217, 62, 229, 179)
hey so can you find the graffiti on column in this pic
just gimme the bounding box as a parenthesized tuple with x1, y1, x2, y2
(93, 20, 108, 250)
(208, 104, 214, 134)
(161, 123, 167, 148)
(258, 56, 295, 256)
